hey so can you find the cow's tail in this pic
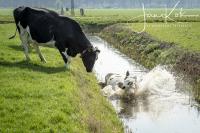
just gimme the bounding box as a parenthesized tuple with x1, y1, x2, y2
(9, 27, 18, 40)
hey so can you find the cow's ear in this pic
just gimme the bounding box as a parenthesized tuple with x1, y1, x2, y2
(95, 47, 100, 53)
(128, 81, 133, 86)
(126, 71, 130, 77)
(96, 49, 100, 53)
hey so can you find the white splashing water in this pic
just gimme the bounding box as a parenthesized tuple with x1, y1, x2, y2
(138, 66, 176, 96)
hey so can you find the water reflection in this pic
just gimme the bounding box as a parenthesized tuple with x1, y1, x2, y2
(89, 36, 200, 133)
(117, 97, 150, 118)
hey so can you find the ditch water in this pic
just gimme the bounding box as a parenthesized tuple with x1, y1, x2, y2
(89, 36, 200, 133)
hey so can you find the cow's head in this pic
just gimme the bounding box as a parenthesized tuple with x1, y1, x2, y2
(81, 46, 100, 72)
(122, 76, 138, 93)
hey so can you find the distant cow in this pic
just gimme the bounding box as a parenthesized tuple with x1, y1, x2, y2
(10, 6, 100, 72)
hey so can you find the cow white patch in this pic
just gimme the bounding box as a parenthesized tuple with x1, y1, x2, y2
(105, 74, 125, 89)
(18, 22, 29, 43)
(18, 22, 55, 62)
(62, 49, 72, 69)
(101, 85, 129, 99)
(18, 22, 30, 61)
(62, 51, 71, 61)
(62, 51, 69, 59)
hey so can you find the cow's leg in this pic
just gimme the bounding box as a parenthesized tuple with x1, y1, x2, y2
(18, 23, 31, 61)
(22, 42, 30, 61)
(61, 48, 72, 69)
(20, 34, 30, 61)
(33, 44, 47, 63)
(20, 35, 30, 61)
(57, 47, 71, 69)
(62, 48, 72, 67)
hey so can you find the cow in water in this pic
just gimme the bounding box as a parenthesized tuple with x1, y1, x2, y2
(10, 6, 100, 72)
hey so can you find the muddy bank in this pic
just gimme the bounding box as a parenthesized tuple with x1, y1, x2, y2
(99, 24, 200, 97)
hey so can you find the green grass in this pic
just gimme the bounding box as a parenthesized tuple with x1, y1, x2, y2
(1, 8, 200, 25)
(129, 22, 200, 52)
(0, 8, 13, 16)
(0, 24, 123, 132)
(0, 8, 13, 22)
(74, 8, 200, 26)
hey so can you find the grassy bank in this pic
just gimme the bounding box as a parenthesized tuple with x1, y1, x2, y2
(0, 24, 123, 132)
(100, 23, 200, 99)
(129, 22, 200, 52)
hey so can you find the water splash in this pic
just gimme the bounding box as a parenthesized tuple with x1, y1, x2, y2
(139, 66, 176, 96)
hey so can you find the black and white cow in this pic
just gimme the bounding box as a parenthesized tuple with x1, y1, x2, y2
(10, 6, 100, 72)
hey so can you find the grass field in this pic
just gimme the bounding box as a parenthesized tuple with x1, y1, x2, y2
(0, 23, 123, 132)
(129, 22, 200, 52)
(75, 8, 200, 26)
(1, 8, 200, 24)
(0, 8, 13, 22)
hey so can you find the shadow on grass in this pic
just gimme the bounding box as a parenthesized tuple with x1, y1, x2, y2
(8, 45, 23, 52)
(8, 45, 36, 52)
(0, 60, 66, 74)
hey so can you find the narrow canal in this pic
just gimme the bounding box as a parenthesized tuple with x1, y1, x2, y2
(90, 36, 200, 133)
